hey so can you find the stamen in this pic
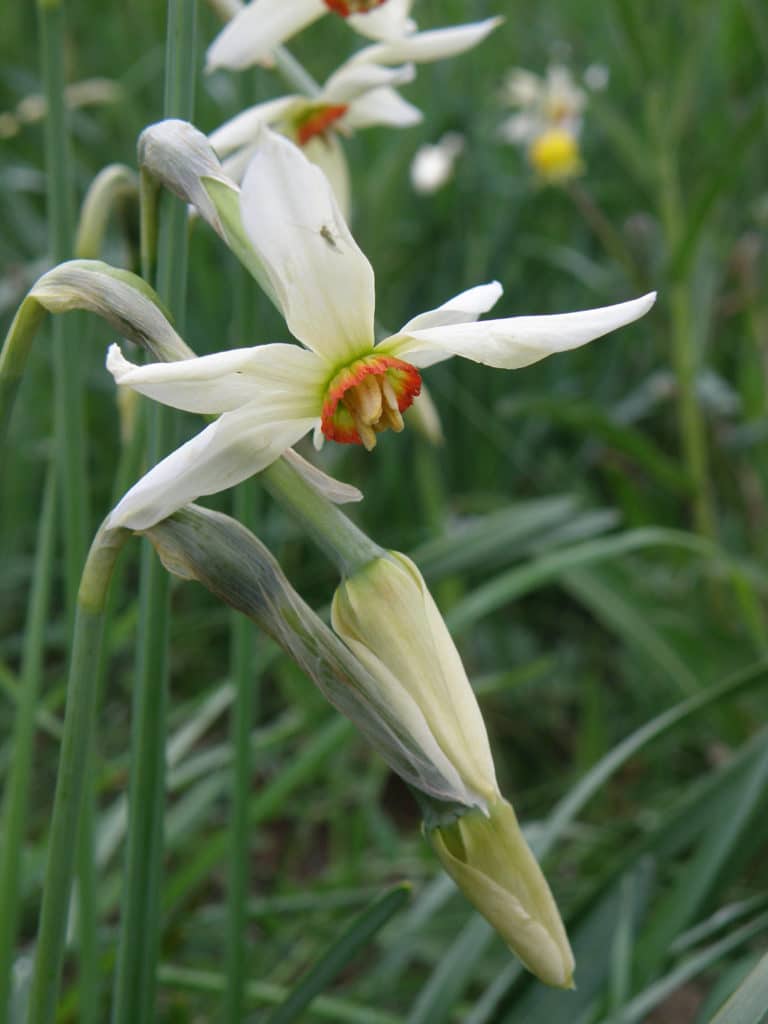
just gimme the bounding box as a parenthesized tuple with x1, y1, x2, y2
(380, 376, 399, 412)
(382, 404, 404, 432)
(346, 374, 383, 425)
(355, 418, 378, 451)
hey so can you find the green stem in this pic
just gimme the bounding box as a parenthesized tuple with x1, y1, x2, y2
(38, 1, 97, 1012)
(0, 296, 46, 443)
(566, 181, 647, 292)
(38, 0, 90, 609)
(0, 469, 57, 1019)
(74, 164, 139, 260)
(262, 457, 383, 576)
(668, 280, 716, 539)
(656, 125, 716, 540)
(223, 480, 258, 1023)
(111, 4, 197, 1022)
(273, 45, 321, 96)
(26, 522, 129, 1024)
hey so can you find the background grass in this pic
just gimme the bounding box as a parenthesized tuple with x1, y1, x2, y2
(1, 0, 768, 1020)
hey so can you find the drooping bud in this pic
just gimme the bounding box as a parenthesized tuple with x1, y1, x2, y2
(428, 797, 575, 989)
(141, 505, 479, 809)
(332, 551, 497, 806)
(29, 260, 193, 361)
(138, 119, 276, 305)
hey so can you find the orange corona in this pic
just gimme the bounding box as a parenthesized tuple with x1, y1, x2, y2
(323, 0, 388, 16)
(295, 104, 349, 146)
(321, 355, 421, 449)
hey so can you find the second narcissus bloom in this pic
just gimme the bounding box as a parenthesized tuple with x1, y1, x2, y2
(207, 0, 416, 71)
(209, 18, 500, 213)
(500, 64, 589, 183)
(107, 126, 655, 531)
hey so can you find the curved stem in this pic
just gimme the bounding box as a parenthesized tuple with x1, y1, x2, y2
(262, 457, 383, 576)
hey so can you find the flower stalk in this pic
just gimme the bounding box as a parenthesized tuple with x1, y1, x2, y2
(26, 521, 130, 1024)
(111, 3, 198, 1023)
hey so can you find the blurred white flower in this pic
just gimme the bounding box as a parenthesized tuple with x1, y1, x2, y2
(207, 0, 417, 72)
(499, 64, 589, 183)
(410, 132, 464, 194)
(584, 62, 610, 91)
(209, 18, 499, 214)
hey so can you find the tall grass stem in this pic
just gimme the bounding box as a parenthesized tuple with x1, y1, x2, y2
(26, 523, 129, 1024)
(0, 469, 57, 1018)
(111, 3, 197, 1022)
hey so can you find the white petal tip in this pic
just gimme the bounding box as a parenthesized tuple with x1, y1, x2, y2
(632, 291, 658, 317)
(106, 343, 132, 381)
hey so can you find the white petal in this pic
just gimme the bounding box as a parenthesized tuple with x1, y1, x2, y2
(220, 144, 258, 186)
(240, 128, 375, 365)
(302, 134, 351, 222)
(388, 292, 658, 369)
(409, 133, 464, 194)
(343, 86, 422, 130)
(322, 60, 415, 105)
(498, 112, 539, 145)
(106, 341, 324, 414)
(282, 448, 362, 504)
(352, 17, 502, 65)
(206, 0, 324, 71)
(108, 401, 318, 530)
(397, 282, 503, 333)
(209, 96, 300, 156)
(347, 0, 415, 41)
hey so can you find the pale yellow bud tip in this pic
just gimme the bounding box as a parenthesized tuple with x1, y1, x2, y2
(428, 797, 575, 989)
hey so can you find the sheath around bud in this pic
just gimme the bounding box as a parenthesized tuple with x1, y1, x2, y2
(331, 551, 499, 809)
(429, 797, 575, 989)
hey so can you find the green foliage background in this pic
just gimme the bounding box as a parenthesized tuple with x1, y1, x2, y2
(1, 0, 768, 1020)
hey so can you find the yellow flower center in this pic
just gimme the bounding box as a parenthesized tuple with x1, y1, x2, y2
(321, 354, 421, 451)
(528, 129, 582, 182)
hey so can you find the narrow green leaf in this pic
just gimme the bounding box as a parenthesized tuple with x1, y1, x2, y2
(708, 948, 768, 1024)
(406, 915, 494, 1024)
(265, 884, 411, 1024)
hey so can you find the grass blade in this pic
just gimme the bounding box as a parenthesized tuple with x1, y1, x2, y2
(264, 884, 411, 1024)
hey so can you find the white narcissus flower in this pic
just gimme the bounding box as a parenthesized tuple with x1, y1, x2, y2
(209, 18, 502, 211)
(210, 62, 420, 215)
(107, 128, 656, 531)
(207, 0, 416, 72)
(500, 64, 589, 183)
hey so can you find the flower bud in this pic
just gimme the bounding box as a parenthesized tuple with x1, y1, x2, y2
(428, 796, 575, 989)
(331, 551, 498, 809)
